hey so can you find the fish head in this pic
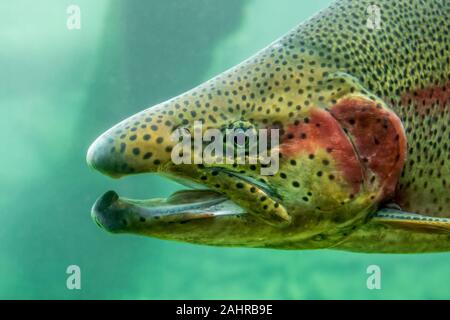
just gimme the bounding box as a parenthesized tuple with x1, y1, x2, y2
(87, 46, 406, 248)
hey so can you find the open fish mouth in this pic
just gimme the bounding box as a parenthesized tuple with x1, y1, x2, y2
(91, 168, 279, 233)
(91, 189, 245, 233)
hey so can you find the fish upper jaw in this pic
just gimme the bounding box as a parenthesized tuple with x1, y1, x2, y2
(86, 103, 177, 178)
(86, 132, 123, 178)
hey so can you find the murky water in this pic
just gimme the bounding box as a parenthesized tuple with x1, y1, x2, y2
(1, 0, 449, 299)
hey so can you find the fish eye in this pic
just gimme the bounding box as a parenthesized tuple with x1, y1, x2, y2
(233, 129, 249, 147)
(222, 121, 258, 151)
(228, 120, 254, 131)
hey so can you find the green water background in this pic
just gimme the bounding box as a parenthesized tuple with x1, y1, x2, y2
(1, 0, 449, 299)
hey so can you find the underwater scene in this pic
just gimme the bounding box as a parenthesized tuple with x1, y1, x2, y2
(1, 0, 449, 299)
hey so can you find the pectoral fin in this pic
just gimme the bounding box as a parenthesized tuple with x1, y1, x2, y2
(373, 208, 450, 234)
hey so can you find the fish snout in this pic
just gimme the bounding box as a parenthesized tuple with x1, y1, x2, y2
(86, 108, 179, 177)
(86, 133, 127, 178)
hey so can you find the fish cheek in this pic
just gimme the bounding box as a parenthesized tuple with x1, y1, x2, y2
(279, 109, 369, 216)
(330, 97, 407, 200)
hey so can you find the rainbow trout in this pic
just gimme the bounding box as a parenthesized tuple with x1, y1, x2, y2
(87, 0, 450, 253)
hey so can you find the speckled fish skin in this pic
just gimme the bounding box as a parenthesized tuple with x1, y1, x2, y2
(87, 0, 450, 253)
